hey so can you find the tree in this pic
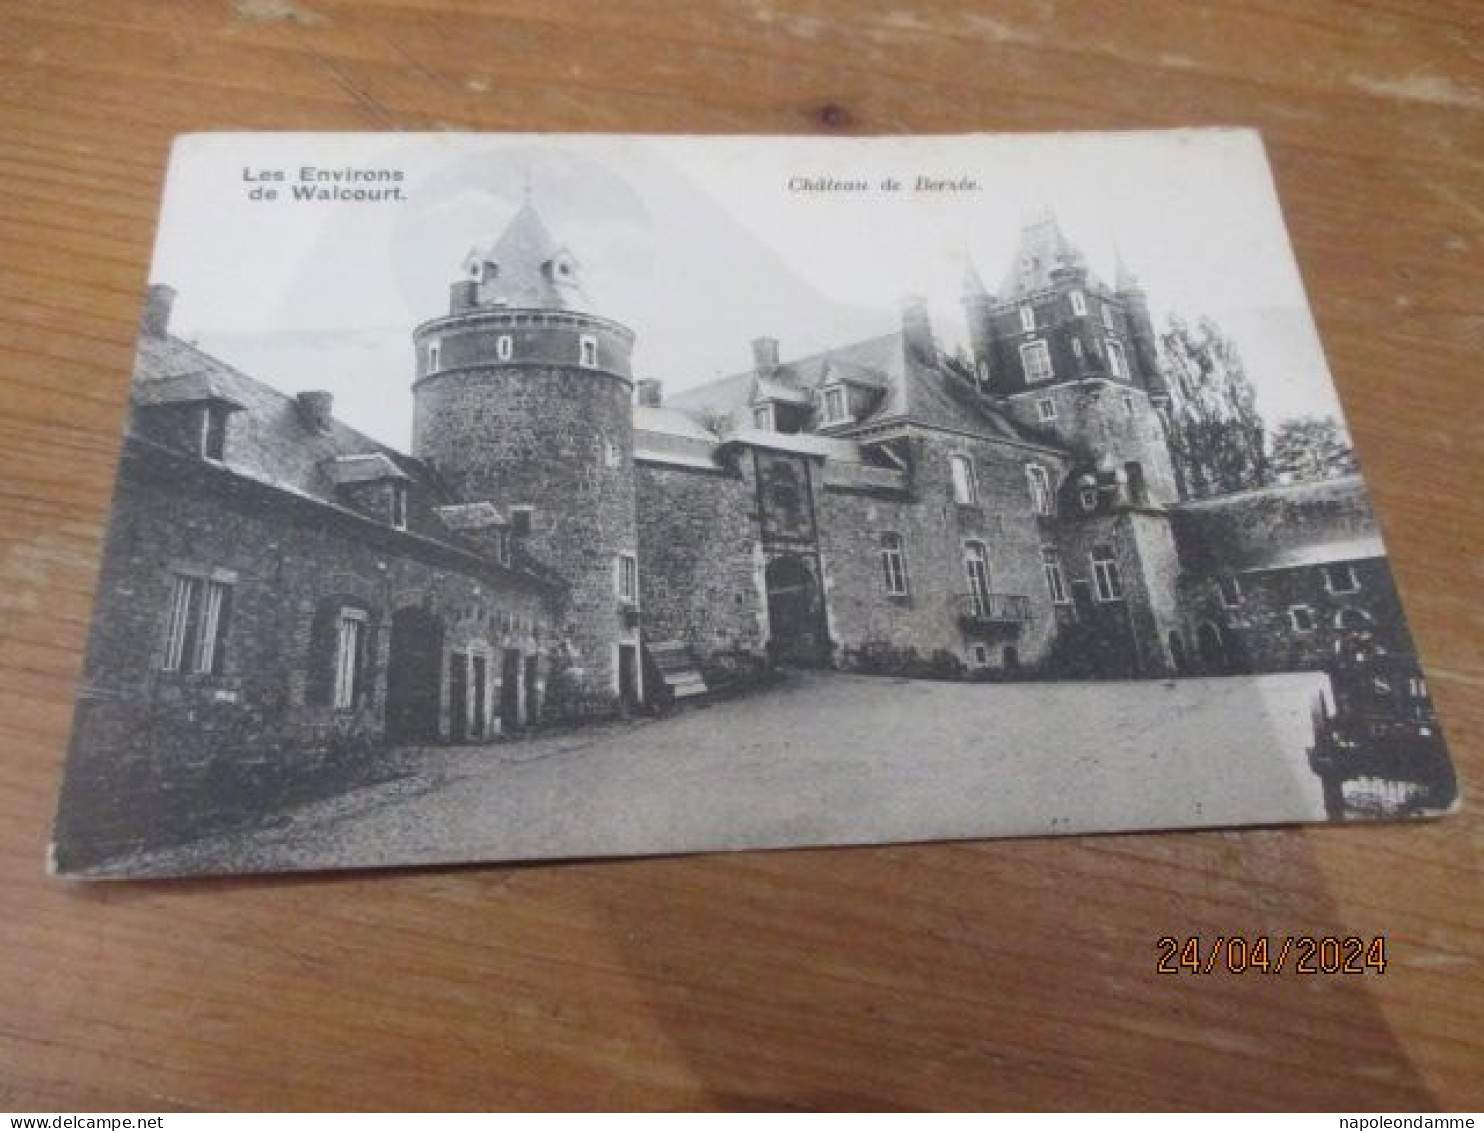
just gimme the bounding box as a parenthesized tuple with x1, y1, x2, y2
(1159, 315, 1270, 499)
(1269, 415, 1359, 483)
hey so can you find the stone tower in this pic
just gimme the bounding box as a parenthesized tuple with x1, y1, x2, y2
(411, 195, 640, 717)
(963, 212, 1179, 507)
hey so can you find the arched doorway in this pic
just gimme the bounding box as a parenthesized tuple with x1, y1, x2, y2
(1196, 621, 1227, 674)
(766, 554, 828, 665)
(1168, 630, 1189, 675)
(386, 607, 444, 742)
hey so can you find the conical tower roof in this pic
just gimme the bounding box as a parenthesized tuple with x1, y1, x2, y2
(462, 196, 591, 312)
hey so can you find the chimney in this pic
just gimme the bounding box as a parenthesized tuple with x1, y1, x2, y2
(450, 278, 478, 313)
(297, 390, 334, 434)
(901, 295, 934, 360)
(636, 379, 663, 407)
(141, 284, 177, 338)
(751, 337, 780, 377)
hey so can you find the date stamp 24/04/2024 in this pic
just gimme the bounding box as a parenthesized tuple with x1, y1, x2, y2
(1157, 936, 1388, 975)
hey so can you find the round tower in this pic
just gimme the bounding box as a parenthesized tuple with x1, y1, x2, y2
(411, 197, 639, 718)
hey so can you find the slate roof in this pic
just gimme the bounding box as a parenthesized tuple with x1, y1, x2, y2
(462, 198, 590, 312)
(131, 369, 245, 409)
(133, 333, 435, 505)
(667, 329, 1046, 449)
(128, 331, 553, 588)
(1172, 475, 1386, 574)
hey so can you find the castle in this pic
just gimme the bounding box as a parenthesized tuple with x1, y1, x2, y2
(59, 194, 1414, 857)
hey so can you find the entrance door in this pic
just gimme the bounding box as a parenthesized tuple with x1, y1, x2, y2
(500, 649, 521, 733)
(618, 644, 640, 712)
(766, 554, 828, 665)
(449, 652, 469, 742)
(385, 607, 444, 743)
(1197, 622, 1227, 674)
(470, 654, 488, 738)
(523, 656, 540, 726)
(1169, 630, 1189, 675)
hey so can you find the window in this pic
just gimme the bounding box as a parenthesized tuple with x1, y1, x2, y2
(616, 553, 638, 603)
(579, 334, 598, 368)
(1070, 290, 1087, 316)
(964, 542, 992, 616)
(880, 533, 908, 596)
(1324, 564, 1360, 594)
(1071, 338, 1083, 361)
(1122, 393, 1135, 417)
(496, 334, 514, 361)
(1026, 464, 1054, 515)
(1019, 304, 1036, 332)
(753, 403, 775, 431)
(1335, 607, 1373, 630)
(1091, 544, 1123, 602)
(821, 385, 848, 424)
(971, 643, 990, 667)
(1218, 575, 1243, 608)
(950, 454, 977, 505)
(1107, 338, 1129, 380)
(1080, 485, 1099, 512)
(390, 481, 408, 530)
(492, 528, 511, 567)
(162, 573, 232, 674)
(1101, 302, 1116, 329)
(428, 339, 441, 371)
(332, 607, 366, 710)
(1289, 605, 1316, 632)
(602, 437, 620, 468)
(1020, 340, 1053, 384)
(511, 506, 533, 535)
(1036, 397, 1057, 422)
(200, 405, 228, 461)
(976, 359, 990, 386)
(1042, 547, 1069, 604)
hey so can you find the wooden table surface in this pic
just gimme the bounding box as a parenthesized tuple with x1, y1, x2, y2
(2, 0, 1481, 1112)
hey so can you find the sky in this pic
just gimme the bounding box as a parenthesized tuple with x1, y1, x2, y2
(153, 130, 1348, 449)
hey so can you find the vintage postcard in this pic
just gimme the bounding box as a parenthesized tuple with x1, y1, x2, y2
(50, 129, 1458, 879)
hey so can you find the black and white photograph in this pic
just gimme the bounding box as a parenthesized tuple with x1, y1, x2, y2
(50, 128, 1458, 879)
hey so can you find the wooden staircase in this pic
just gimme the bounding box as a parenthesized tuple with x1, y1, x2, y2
(643, 640, 708, 704)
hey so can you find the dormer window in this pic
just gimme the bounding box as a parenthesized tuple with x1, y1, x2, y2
(1019, 304, 1036, 332)
(391, 481, 408, 530)
(1070, 290, 1087, 316)
(821, 385, 848, 425)
(579, 334, 598, 368)
(200, 404, 229, 461)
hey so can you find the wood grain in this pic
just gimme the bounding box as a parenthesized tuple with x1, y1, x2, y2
(1, 0, 1480, 1111)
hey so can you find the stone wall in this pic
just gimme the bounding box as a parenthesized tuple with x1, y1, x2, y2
(56, 442, 552, 867)
(818, 431, 1065, 673)
(634, 457, 766, 659)
(413, 362, 638, 716)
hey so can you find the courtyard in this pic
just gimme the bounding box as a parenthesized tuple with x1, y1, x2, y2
(89, 669, 1333, 878)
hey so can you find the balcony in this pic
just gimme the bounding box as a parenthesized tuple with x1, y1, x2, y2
(955, 592, 1033, 632)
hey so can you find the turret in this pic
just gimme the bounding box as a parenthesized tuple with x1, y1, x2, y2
(1114, 252, 1167, 403)
(411, 194, 640, 718)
